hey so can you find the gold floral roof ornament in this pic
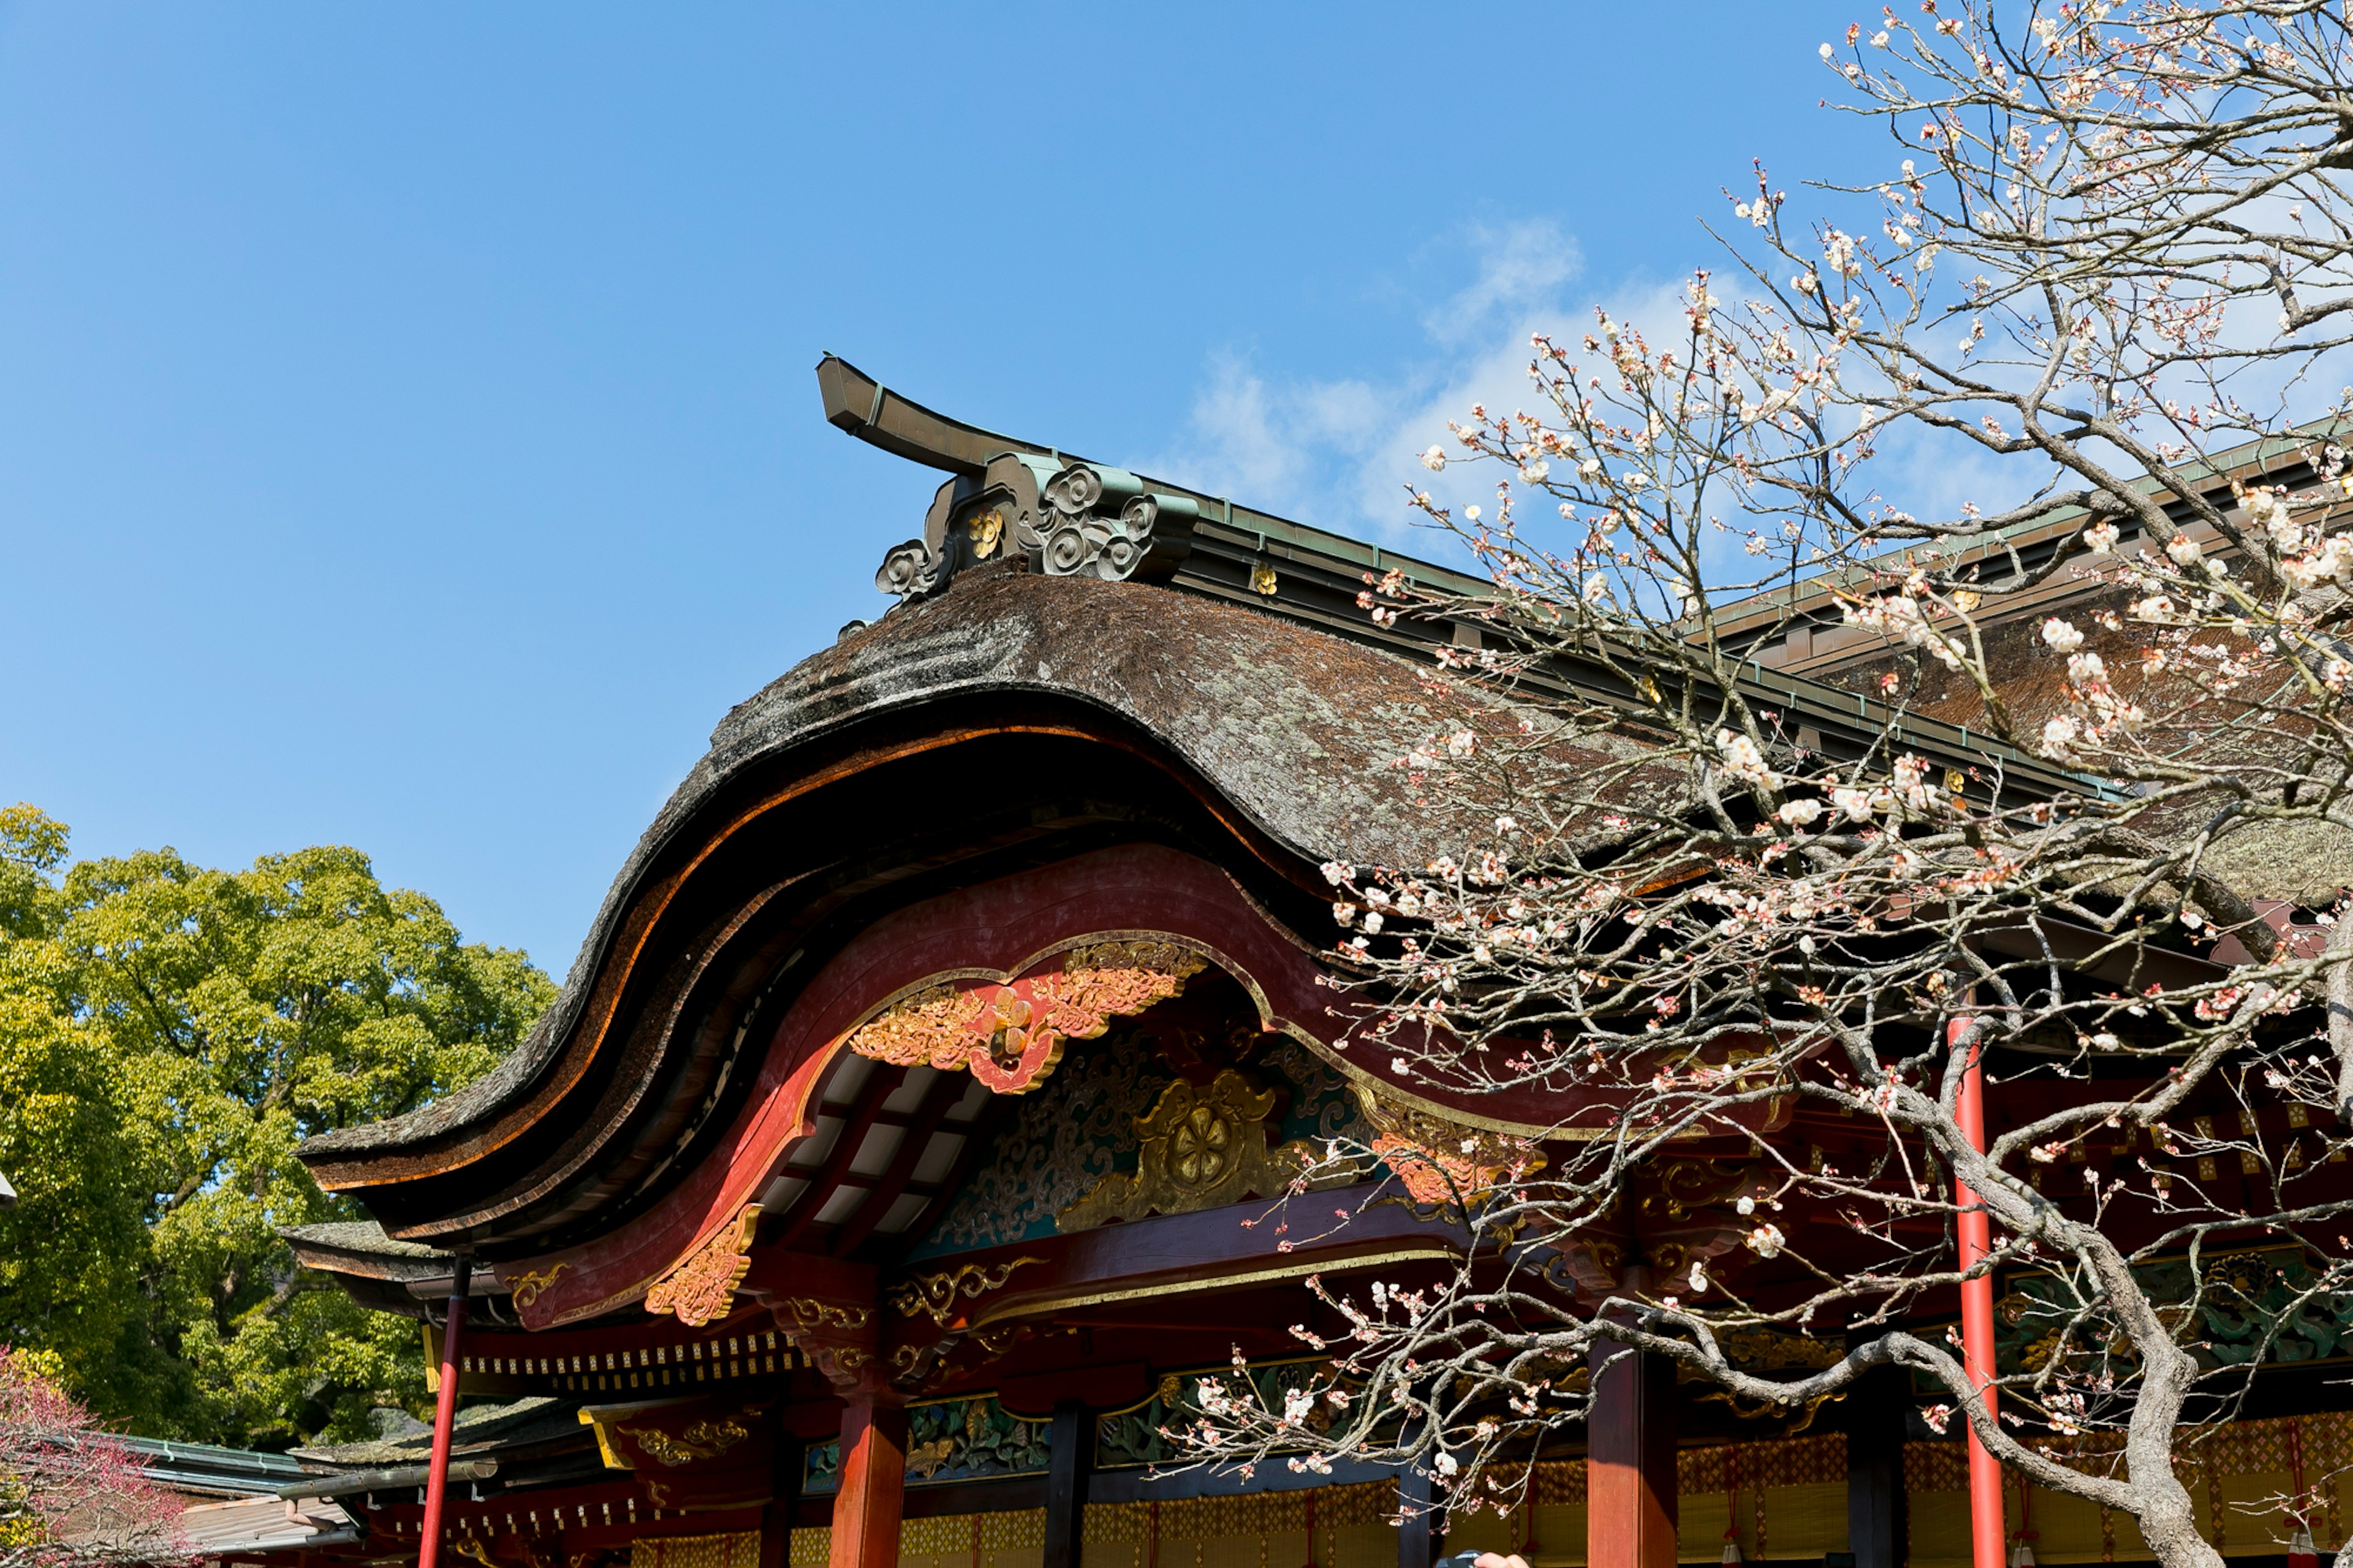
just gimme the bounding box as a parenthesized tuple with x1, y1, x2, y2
(843, 939, 1211, 1095)
(1352, 1086, 1545, 1210)
(644, 1204, 761, 1327)
(1056, 1069, 1313, 1231)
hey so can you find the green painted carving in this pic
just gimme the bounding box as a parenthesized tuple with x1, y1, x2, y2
(1992, 1243, 2353, 1377)
(1264, 1037, 1363, 1146)
(801, 1395, 1050, 1494)
(904, 1394, 1053, 1482)
(904, 1024, 1172, 1258)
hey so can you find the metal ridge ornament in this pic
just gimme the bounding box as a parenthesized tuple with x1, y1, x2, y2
(873, 455, 1197, 605)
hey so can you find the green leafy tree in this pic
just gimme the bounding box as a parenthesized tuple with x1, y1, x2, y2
(0, 805, 553, 1447)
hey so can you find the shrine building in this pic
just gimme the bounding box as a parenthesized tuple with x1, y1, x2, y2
(215, 360, 2353, 1568)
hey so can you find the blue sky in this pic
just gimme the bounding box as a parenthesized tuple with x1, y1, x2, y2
(0, 2, 1873, 973)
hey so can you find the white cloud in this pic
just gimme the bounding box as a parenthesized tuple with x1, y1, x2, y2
(1139, 223, 1695, 559)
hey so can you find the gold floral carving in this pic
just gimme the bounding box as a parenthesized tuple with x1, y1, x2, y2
(619, 1413, 750, 1468)
(505, 1261, 570, 1311)
(887, 1257, 1047, 1325)
(1354, 1087, 1545, 1209)
(844, 941, 1210, 1096)
(1056, 1069, 1311, 1231)
(644, 1205, 760, 1328)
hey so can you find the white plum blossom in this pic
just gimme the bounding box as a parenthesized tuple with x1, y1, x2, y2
(2083, 521, 2120, 553)
(1833, 787, 1878, 822)
(1420, 445, 1447, 472)
(1778, 798, 1825, 826)
(2042, 715, 2083, 757)
(2041, 618, 2084, 653)
(1715, 729, 1780, 788)
(1746, 1222, 1787, 1259)
(2166, 532, 2203, 567)
(1519, 459, 1550, 484)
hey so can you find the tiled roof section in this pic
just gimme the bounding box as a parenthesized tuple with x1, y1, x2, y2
(282, 1219, 449, 1274)
(288, 1396, 575, 1468)
(1809, 590, 2353, 904)
(303, 569, 1665, 1161)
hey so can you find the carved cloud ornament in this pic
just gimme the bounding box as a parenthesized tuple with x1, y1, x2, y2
(873, 457, 1197, 605)
(843, 940, 1210, 1095)
(643, 1205, 760, 1328)
(1056, 1069, 1313, 1231)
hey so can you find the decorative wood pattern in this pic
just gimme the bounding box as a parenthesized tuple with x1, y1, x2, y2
(646, 1205, 762, 1327)
(1354, 1089, 1543, 1209)
(846, 942, 1210, 1096)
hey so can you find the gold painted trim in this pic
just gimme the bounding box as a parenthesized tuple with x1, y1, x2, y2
(968, 1241, 1460, 1326)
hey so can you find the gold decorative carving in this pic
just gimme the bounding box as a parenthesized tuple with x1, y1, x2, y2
(644, 1205, 760, 1328)
(504, 1261, 570, 1311)
(618, 1413, 751, 1468)
(1354, 1087, 1544, 1209)
(966, 508, 1004, 559)
(1056, 1069, 1311, 1231)
(844, 941, 1211, 1096)
(887, 1257, 1047, 1325)
(778, 1297, 873, 1331)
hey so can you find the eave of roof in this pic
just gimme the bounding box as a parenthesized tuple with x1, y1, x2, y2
(299, 570, 1607, 1170)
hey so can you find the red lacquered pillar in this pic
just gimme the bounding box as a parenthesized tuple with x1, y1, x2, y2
(1588, 1267, 1677, 1568)
(418, 1253, 472, 1568)
(1952, 1018, 2006, 1568)
(829, 1392, 909, 1568)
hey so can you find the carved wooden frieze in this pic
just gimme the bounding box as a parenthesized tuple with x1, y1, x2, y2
(1353, 1086, 1545, 1210)
(1056, 1069, 1313, 1230)
(644, 1204, 760, 1328)
(843, 940, 1210, 1095)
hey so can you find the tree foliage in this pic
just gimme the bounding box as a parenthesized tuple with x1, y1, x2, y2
(1180, 7, 2353, 1568)
(0, 805, 552, 1447)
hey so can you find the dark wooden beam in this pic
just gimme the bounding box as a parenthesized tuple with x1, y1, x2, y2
(1846, 1357, 1909, 1568)
(1042, 1401, 1093, 1568)
(1397, 1465, 1437, 1568)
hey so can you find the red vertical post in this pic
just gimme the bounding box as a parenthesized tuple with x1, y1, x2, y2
(418, 1253, 472, 1568)
(829, 1392, 909, 1568)
(1587, 1267, 1677, 1568)
(1952, 1018, 2006, 1568)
